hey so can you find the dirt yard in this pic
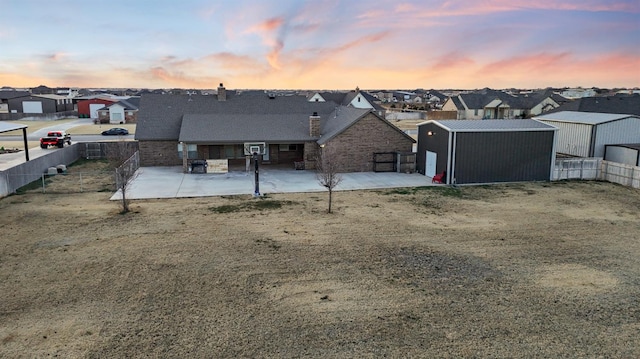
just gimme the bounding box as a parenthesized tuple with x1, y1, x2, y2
(1, 161, 639, 357)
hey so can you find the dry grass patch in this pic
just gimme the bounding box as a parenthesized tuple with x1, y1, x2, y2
(1, 161, 639, 357)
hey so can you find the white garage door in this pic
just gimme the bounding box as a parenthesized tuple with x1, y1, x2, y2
(89, 104, 104, 118)
(23, 101, 43, 113)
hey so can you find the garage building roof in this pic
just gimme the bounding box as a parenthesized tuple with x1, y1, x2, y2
(420, 119, 557, 132)
(535, 111, 639, 125)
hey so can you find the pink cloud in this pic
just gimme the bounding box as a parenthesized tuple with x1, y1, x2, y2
(148, 66, 215, 88)
(481, 52, 572, 73)
(375, 1, 640, 20)
(473, 51, 640, 88)
(204, 52, 264, 72)
(431, 51, 476, 71)
(247, 17, 285, 33)
(334, 31, 391, 53)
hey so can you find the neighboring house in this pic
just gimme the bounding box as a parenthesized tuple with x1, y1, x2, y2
(77, 98, 118, 118)
(423, 90, 447, 107)
(7, 94, 73, 114)
(96, 98, 140, 124)
(546, 94, 640, 116)
(135, 84, 414, 172)
(307, 88, 386, 117)
(374, 91, 394, 103)
(416, 119, 558, 184)
(441, 88, 560, 120)
(393, 91, 421, 103)
(535, 111, 640, 158)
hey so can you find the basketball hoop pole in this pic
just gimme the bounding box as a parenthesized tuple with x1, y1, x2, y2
(253, 152, 260, 196)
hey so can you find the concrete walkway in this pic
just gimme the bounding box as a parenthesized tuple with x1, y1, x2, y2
(112, 166, 437, 200)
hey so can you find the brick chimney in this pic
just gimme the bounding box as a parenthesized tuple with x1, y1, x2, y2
(309, 112, 320, 137)
(217, 83, 226, 101)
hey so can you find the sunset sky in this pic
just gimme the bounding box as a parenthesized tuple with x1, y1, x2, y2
(1, 0, 639, 90)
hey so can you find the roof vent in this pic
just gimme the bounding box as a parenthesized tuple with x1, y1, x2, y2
(268, 93, 276, 99)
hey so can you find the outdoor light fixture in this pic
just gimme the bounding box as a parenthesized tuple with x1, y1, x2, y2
(427, 131, 435, 136)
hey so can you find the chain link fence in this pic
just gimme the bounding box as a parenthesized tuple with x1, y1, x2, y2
(11, 161, 116, 194)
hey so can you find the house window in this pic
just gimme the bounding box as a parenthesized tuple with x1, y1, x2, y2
(223, 145, 244, 158)
(279, 144, 298, 151)
(177, 143, 198, 159)
(127, 112, 133, 115)
(474, 109, 478, 116)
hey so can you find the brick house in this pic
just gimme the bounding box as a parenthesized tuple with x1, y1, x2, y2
(96, 98, 140, 124)
(135, 84, 414, 172)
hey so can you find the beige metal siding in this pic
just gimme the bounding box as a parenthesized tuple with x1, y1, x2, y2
(541, 120, 592, 157)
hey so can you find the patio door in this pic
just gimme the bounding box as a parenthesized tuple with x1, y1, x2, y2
(425, 151, 437, 177)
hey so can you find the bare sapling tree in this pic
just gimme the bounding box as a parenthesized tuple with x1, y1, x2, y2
(315, 146, 343, 213)
(108, 140, 139, 214)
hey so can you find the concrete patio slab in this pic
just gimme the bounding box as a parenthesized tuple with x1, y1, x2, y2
(112, 166, 437, 200)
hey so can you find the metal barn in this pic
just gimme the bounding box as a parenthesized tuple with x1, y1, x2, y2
(604, 144, 640, 166)
(535, 111, 640, 158)
(416, 119, 557, 184)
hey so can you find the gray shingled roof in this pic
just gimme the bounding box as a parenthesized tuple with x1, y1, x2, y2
(449, 96, 464, 110)
(99, 98, 140, 111)
(135, 94, 193, 141)
(180, 113, 322, 143)
(546, 95, 640, 116)
(316, 91, 348, 104)
(121, 97, 140, 109)
(137, 91, 338, 142)
(455, 89, 556, 110)
(318, 107, 415, 144)
(424, 119, 557, 132)
(137, 89, 414, 144)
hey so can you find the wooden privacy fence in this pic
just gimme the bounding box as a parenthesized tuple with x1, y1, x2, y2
(553, 158, 640, 189)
